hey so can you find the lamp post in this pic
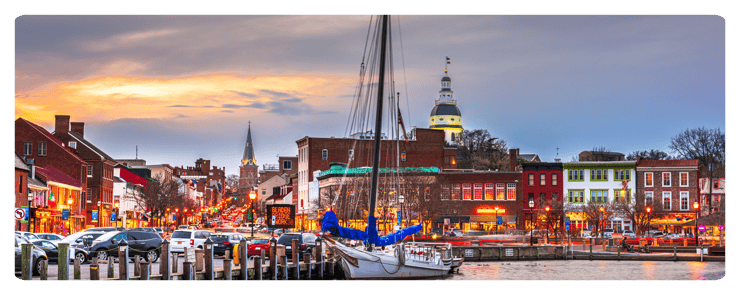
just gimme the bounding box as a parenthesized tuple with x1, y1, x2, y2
(249, 191, 257, 237)
(175, 208, 179, 228)
(599, 206, 605, 238)
(528, 196, 535, 246)
(398, 195, 405, 228)
(693, 201, 700, 247)
(646, 206, 652, 235)
(166, 207, 171, 233)
(545, 206, 551, 244)
(494, 206, 499, 235)
(114, 201, 120, 228)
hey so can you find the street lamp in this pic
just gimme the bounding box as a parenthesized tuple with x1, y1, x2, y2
(693, 201, 701, 247)
(545, 206, 551, 244)
(599, 206, 605, 238)
(249, 191, 257, 237)
(528, 196, 535, 246)
(646, 206, 652, 235)
(398, 195, 405, 228)
(114, 201, 120, 227)
(494, 206, 499, 235)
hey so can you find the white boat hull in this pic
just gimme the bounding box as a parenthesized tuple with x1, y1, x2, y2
(331, 242, 451, 279)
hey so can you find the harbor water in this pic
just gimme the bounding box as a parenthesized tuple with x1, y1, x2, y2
(442, 261, 725, 280)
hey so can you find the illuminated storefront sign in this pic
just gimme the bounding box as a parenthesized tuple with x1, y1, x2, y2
(476, 207, 505, 214)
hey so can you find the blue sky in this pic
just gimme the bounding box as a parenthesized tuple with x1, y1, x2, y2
(13, 15, 724, 174)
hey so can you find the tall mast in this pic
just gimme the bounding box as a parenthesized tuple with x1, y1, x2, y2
(368, 15, 389, 245)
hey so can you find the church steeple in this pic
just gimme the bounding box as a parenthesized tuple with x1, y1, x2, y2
(241, 121, 257, 166)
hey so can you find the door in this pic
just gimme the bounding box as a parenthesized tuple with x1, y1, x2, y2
(127, 232, 145, 255)
(109, 232, 128, 257)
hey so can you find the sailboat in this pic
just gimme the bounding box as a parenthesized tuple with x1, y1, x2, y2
(319, 15, 459, 279)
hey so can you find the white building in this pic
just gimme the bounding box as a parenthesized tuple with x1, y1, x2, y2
(562, 161, 637, 232)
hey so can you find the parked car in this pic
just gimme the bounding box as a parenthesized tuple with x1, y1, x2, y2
(462, 230, 488, 237)
(54, 231, 106, 249)
(603, 229, 614, 238)
(276, 233, 316, 261)
(169, 230, 212, 253)
(664, 233, 681, 240)
(646, 230, 664, 237)
(130, 227, 157, 232)
(87, 230, 163, 262)
(32, 239, 91, 264)
(83, 227, 125, 232)
(35, 233, 65, 241)
(449, 228, 463, 237)
(247, 238, 270, 257)
(15, 231, 41, 241)
(623, 230, 636, 239)
(210, 233, 244, 257)
(15, 235, 47, 276)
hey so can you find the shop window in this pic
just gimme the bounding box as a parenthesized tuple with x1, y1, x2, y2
(462, 184, 472, 200)
(484, 183, 494, 200)
(506, 183, 516, 200)
(495, 183, 505, 200)
(473, 183, 483, 200)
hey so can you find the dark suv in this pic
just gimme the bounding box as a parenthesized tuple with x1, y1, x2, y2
(211, 233, 244, 257)
(87, 230, 163, 262)
(277, 233, 316, 261)
(14, 235, 47, 276)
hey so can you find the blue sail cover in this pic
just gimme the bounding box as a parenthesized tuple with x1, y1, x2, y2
(321, 208, 421, 247)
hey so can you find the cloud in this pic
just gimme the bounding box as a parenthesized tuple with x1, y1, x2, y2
(221, 102, 267, 109)
(221, 110, 233, 113)
(83, 29, 181, 52)
(227, 90, 259, 99)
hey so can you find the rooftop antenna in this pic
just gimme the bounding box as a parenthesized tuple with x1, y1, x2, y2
(445, 56, 450, 73)
(136, 145, 138, 159)
(556, 146, 560, 157)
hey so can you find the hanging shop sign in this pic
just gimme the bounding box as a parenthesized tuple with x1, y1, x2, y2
(62, 209, 70, 220)
(92, 210, 99, 222)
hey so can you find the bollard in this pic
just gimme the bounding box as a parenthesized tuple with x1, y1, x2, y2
(280, 255, 288, 280)
(183, 262, 193, 280)
(223, 259, 232, 280)
(74, 254, 81, 279)
(90, 264, 99, 280)
(172, 253, 179, 274)
(107, 255, 115, 278)
(617, 244, 620, 260)
(589, 243, 593, 260)
(118, 239, 130, 280)
(269, 237, 277, 280)
(292, 239, 300, 279)
(225, 250, 231, 260)
(195, 249, 204, 272)
(239, 238, 248, 280)
(92, 255, 98, 265)
(140, 262, 150, 280)
(316, 236, 324, 280)
(204, 237, 215, 280)
(134, 255, 141, 277)
(58, 243, 69, 280)
(303, 253, 311, 279)
(21, 243, 32, 280)
(674, 246, 677, 261)
(255, 255, 263, 280)
(684, 239, 688, 247)
(700, 247, 704, 262)
(40, 260, 48, 280)
(161, 239, 171, 280)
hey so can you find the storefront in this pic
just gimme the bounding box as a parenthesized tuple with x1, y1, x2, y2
(650, 214, 696, 234)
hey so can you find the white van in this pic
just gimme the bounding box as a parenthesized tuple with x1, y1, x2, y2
(169, 230, 212, 253)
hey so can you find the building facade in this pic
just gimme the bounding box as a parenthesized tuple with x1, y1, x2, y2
(635, 159, 699, 234)
(429, 67, 463, 144)
(174, 158, 226, 207)
(15, 153, 30, 231)
(522, 162, 564, 232)
(699, 177, 724, 216)
(34, 165, 84, 234)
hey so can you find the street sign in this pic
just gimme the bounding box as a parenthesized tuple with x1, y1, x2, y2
(110, 212, 116, 221)
(698, 224, 706, 232)
(266, 204, 295, 229)
(565, 222, 571, 231)
(564, 216, 571, 223)
(14, 208, 26, 221)
(92, 210, 98, 222)
(172, 213, 176, 221)
(497, 216, 503, 225)
(62, 209, 70, 220)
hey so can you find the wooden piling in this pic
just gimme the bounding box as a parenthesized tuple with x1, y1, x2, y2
(269, 237, 277, 280)
(674, 246, 677, 261)
(40, 260, 48, 280)
(292, 239, 300, 279)
(161, 239, 170, 280)
(303, 253, 311, 279)
(196, 249, 204, 272)
(316, 237, 324, 280)
(21, 243, 32, 280)
(589, 243, 593, 260)
(171, 253, 179, 274)
(239, 239, 248, 280)
(223, 259, 232, 280)
(92, 255, 98, 265)
(90, 264, 99, 280)
(74, 254, 81, 279)
(134, 255, 141, 277)
(183, 262, 193, 280)
(140, 262, 150, 280)
(280, 255, 288, 280)
(204, 238, 214, 280)
(107, 256, 115, 278)
(118, 240, 130, 280)
(225, 250, 230, 260)
(255, 255, 263, 280)
(58, 243, 69, 280)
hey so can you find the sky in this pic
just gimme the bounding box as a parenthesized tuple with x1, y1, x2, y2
(13, 15, 725, 174)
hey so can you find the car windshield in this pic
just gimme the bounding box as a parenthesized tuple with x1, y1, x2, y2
(94, 231, 120, 242)
(171, 231, 192, 239)
(210, 235, 228, 242)
(252, 239, 269, 244)
(62, 231, 99, 243)
(277, 234, 302, 244)
(463, 231, 487, 236)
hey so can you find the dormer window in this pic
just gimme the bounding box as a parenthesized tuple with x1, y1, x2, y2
(68, 141, 77, 149)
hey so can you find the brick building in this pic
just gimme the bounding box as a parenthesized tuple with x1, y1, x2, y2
(578, 150, 625, 161)
(636, 158, 700, 234)
(34, 165, 85, 234)
(522, 162, 563, 232)
(15, 153, 30, 231)
(15, 117, 89, 230)
(174, 158, 226, 207)
(259, 156, 298, 183)
(51, 116, 118, 227)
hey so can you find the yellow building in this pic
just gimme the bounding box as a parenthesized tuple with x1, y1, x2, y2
(429, 65, 463, 143)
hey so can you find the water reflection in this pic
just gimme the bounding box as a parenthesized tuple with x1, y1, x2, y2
(444, 261, 724, 280)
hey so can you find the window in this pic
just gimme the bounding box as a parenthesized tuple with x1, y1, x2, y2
(527, 173, 534, 186)
(462, 184, 472, 200)
(38, 142, 47, 156)
(713, 179, 719, 189)
(645, 191, 654, 206)
(262, 189, 266, 195)
(322, 149, 328, 161)
(590, 190, 608, 203)
(452, 184, 461, 200)
(614, 189, 631, 203)
(662, 172, 671, 187)
(87, 165, 93, 177)
(495, 184, 505, 200)
(484, 184, 494, 200)
(540, 193, 546, 207)
(568, 169, 584, 181)
(424, 187, 431, 200)
(441, 184, 450, 200)
(68, 141, 77, 149)
(552, 174, 558, 186)
(400, 150, 406, 162)
(662, 191, 671, 210)
(680, 192, 689, 211)
(590, 169, 608, 181)
(283, 160, 292, 170)
(87, 189, 92, 202)
(614, 169, 631, 181)
(348, 150, 354, 161)
(23, 142, 32, 156)
(473, 183, 483, 200)
(645, 172, 653, 187)
(18, 175, 23, 193)
(552, 192, 559, 203)
(540, 174, 546, 186)
(506, 183, 516, 200)
(679, 172, 688, 187)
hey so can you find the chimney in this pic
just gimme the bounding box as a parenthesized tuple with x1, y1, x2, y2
(55, 115, 71, 136)
(71, 122, 85, 137)
(509, 148, 519, 171)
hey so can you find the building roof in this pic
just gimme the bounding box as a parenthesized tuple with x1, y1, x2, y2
(636, 159, 699, 167)
(430, 104, 461, 116)
(28, 175, 47, 189)
(15, 153, 30, 171)
(35, 165, 81, 188)
(67, 131, 116, 162)
(563, 161, 637, 167)
(16, 117, 86, 163)
(242, 123, 257, 166)
(518, 154, 540, 162)
(584, 151, 625, 156)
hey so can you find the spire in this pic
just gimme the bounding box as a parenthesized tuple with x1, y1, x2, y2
(241, 121, 257, 166)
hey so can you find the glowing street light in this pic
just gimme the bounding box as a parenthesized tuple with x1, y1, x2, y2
(693, 201, 701, 247)
(646, 206, 652, 235)
(599, 206, 605, 238)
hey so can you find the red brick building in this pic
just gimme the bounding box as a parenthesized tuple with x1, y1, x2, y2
(15, 117, 89, 230)
(34, 165, 84, 234)
(15, 153, 30, 231)
(174, 158, 226, 207)
(51, 116, 118, 227)
(636, 158, 699, 234)
(522, 162, 563, 231)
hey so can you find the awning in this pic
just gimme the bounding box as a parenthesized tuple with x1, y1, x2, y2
(470, 215, 497, 222)
(435, 216, 471, 223)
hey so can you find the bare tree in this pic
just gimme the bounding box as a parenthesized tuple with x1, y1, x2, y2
(136, 173, 183, 228)
(670, 127, 725, 215)
(224, 174, 239, 190)
(613, 192, 670, 235)
(626, 149, 673, 160)
(454, 129, 509, 171)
